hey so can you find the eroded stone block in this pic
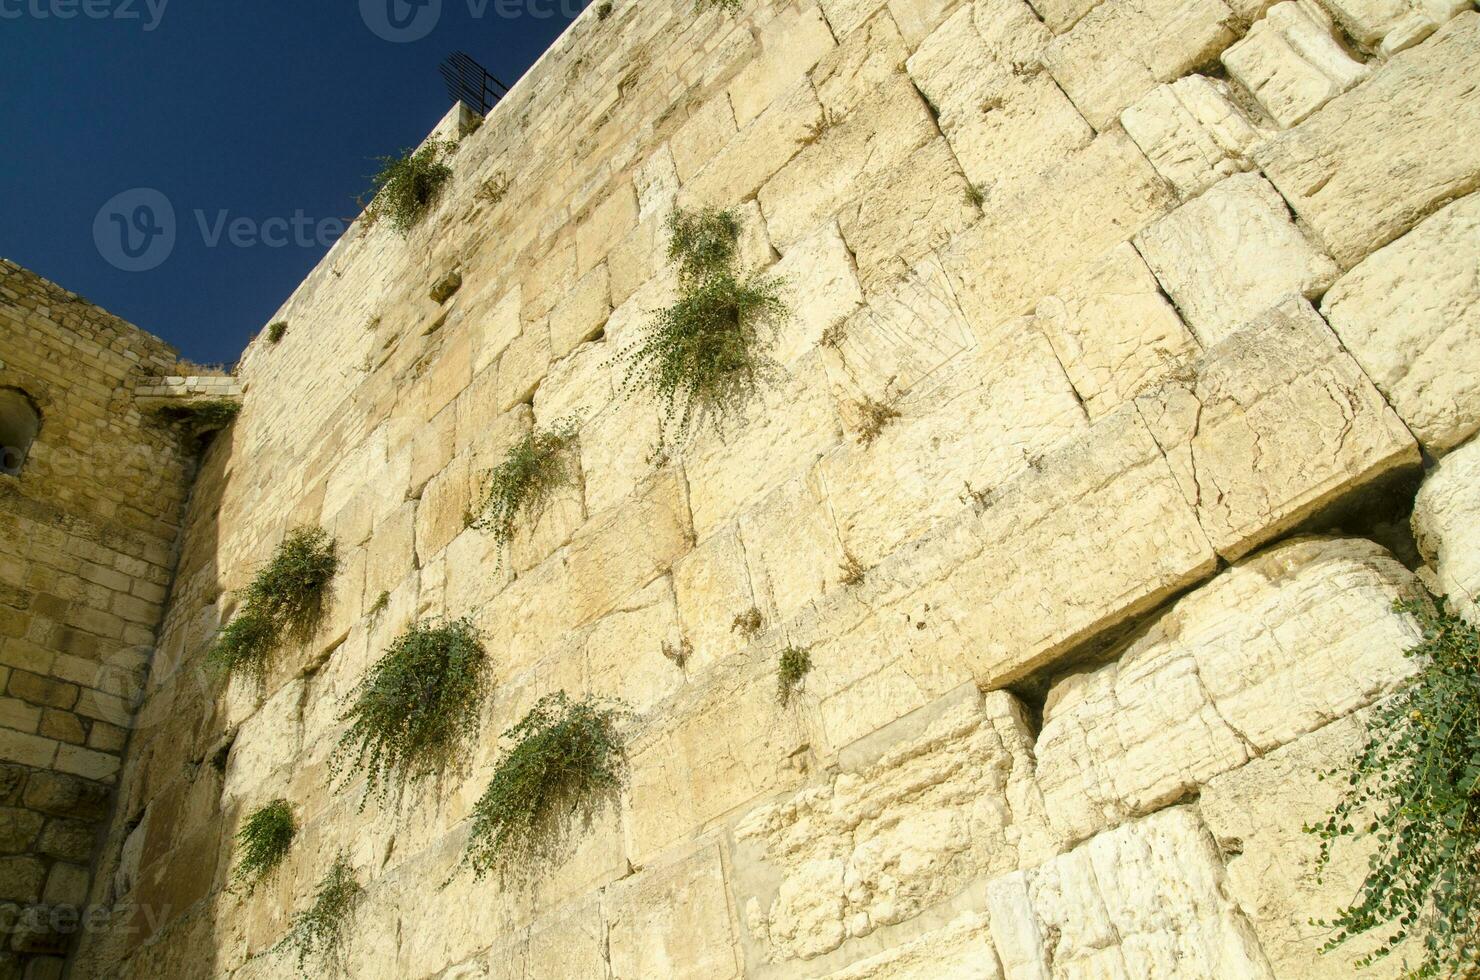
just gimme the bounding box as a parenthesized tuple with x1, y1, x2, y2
(1412, 436, 1480, 624)
(1120, 75, 1269, 200)
(1321, 192, 1480, 453)
(1134, 172, 1339, 345)
(1222, 1, 1368, 128)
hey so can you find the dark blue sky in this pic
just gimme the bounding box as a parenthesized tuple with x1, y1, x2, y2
(0, 0, 581, 365)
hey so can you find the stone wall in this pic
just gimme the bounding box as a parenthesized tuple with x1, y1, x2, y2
(0, 261, 204, 978)
(64, 0, 1480, 975)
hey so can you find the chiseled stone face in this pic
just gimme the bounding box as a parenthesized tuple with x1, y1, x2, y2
(1412, 435, 1480, 624)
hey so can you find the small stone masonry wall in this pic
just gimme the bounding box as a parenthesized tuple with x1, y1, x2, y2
(0, 261, 201, 978)
(69, 0, 1480, 975)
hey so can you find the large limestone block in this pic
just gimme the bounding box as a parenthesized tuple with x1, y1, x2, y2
(604, 844, 742, 979)
(547, 263, 610, 361)
(738, 472, 849, 623)
(1119, 75, 1269, 200)
(908, 2, 1094, 189)
(221, 677, 304, 806)
(1320, 192, 1480, 453)
(1200, 713, 1422, 978)
(1222, 1, 1369, 128)
(768, 221, 865, 367)
(584, 577, 684, 714)
(818, 913, 1001, 979)
(1320, 0, 1471, 48)
(1136, 296, 1419, 559)
(683, 355, 843, 539)
(576, 180, 638, 276)
(1254, 13, 1480, 268)
(1042, 0, 1239, 131)
(731, 687, 1051, 968)
(727, 6, 836, 128)
(494, 321, 551, 413)
(985, 807, 1275, 978)
(1036, 536, 1423, 843)
(820, 321, 1086, 568)
(811, 8, 914, 122)
(679, 80, 825, 211)
(1034, 241, 1200, 418)
(758, 78, 938, 254)
(626, 659, 809, 863)
(1134, 172, 1339, 346)
(926, 404, 1215, 687)
(939, 131, 1177, 333)
(671, 95, 739, 184)
(1412, 436, 1480, 623)
(472, 284, 521, 376)
(672, 527, 762, 676)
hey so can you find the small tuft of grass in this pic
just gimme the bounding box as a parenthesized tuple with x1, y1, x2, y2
(839, 551, 866, 587)
(332, 618, 489, 807)
(965, 184, 986, 208)
(154, 398, 241, 432)
(819, 319, 848, 351)
(597, 0, 614, 17)
(477, 176, 510, 205)
(471, 418, 580, 563)
(367, 590, 390, 620)
(275, 853, 362, 976)
(363, 140, 455, 235)
(207, 526, 339, 681)
(267, 321, 288, 344)
(460, 692, 627, 882)
(232, 798, 295, 892)
(619, 207, 787, 453)
(854, 395, 900, 447)
(777, 645, 811, 706)
(695, 0, 742, 11)
(662, 636, 691, 668)
(732, 606, 764, 638)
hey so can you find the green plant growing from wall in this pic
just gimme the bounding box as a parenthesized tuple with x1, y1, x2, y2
(1307, 596, 1480, 978)
(332, 618, 490, 807)
(153, 398, 241, 433)
(364, 140, 455, 235)
(777, 645, 811, 706)
(460, 691, 627, 882)
(732, 606, 764, 638)
(839, 551, 866, 586)
(267, 321, 288, 344)
(207, 526, 339, 681)
(275, 853, 362, 976)
(619, 207, 787, 454)
(231, 798, 296, 892)
(853, 395, 900, 446)
(471, 418, 580, 562)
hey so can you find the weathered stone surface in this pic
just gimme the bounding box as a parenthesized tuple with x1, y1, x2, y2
(817, 913, 1001, 979)
(679, 81, 824, 211)
(985, 807, 1274, 978)
(671, 95, 739, 184)
(940, 130, 1177, 332)
(769, 222, 865, 367)
(1223, 1, 1368, 128)
(1035, 241, 1200, 418)
(820, 322, 1086, 567)
(1254, 13, 1480, 268)
(1135, 172, 1339, 345)
(547, 263, 610, 361)
(1120, 75, 1269, 200)
(1037, 536, 1422, 843)
(907, 1, 1093, 189)
(1412, 436, 1480, 623)
(937, 404, 1215, 687)
(605, 844, 741, 979)
(1320, 192, 1480, 453)
(728, 7, 836, 128)
(732, 687, 1051, 967)
(1136, 296, 1419, 559)
(1043, 0, 1239, 131)
(1200, 712, 1420, 978)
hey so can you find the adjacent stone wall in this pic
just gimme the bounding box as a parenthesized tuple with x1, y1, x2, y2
(0, 261, 202, 978)
(64, 0, 1480, 976)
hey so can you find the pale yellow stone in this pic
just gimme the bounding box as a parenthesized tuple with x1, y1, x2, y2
(1222, 1, 1368, 128)
(1034, 241, 1200, 418)
(670, 94, 739, 183)
(768, 221, 865, 367)
(472, 284, 522, 376)
(1043, 0, 1238, 131)
(1320, 192, 1480, 453)
(1254, 13, 1480, 268)
(1412, 436, 1480, 623)
(547, 263, 610, 360)
(1136, 296, 1419, 559)
(494, 321, 551, 412)
(738, 471, 847, 622)
(1037, 536, 1422, 843)
(414, 454, 472, 564)
(727, 7, 836, 128)
(679, 80, 825, 211)
(671, 527, 761, 676)
(1119, 75, 1269, 200)
(1134, 172, 1339, 345)
(576, 181, 639, 277)
(604, 845, 742, 979)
